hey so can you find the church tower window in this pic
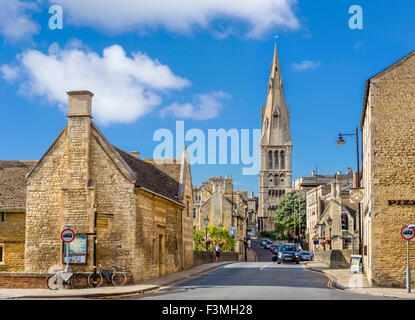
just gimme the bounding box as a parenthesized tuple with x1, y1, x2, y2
(280, 151, 285, 169)
(274, 151, 279, 169)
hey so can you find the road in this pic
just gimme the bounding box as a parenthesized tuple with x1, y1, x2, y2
(120, 241, 385, 300)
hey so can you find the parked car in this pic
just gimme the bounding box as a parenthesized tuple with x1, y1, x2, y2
(264, 241, 274, 249)
(299, 251, 312, 261)
(269, 244, 279, 253)
(276, 244, 300, 264)
(260, 239, 269, 247)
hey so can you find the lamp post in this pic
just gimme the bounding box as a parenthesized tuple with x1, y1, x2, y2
(321, 221, 326, 251)
(218, 222, 223, 243)
(204, 216, 209, 251)
(327, 216, 333, 250)
(336, 126, 362, 256)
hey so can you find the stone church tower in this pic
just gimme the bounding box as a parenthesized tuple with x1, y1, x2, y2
(258, 43, 293, 232)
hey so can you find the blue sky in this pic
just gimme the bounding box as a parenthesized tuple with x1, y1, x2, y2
(1, 0, 414, 194)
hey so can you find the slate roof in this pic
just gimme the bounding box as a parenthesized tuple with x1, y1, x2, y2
(143, 159, 182, 183)
(0, 160, 37, 210)
(113, 147, 182, 203)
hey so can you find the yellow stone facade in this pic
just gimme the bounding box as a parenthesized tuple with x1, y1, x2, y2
(0, 212, 25, 272)
(361, 50, 415, 287)
(23, 91, 194, 281)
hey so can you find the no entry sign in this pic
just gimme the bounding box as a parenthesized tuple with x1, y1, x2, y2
(61, 229, 75, 243)
(401, 226, 415, 241)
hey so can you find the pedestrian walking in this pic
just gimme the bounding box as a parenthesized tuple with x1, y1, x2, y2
(214, 243, 222, 263)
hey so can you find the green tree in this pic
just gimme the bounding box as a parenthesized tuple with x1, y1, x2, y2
(193, 226, 236, 252)
(274, 191, 306, 237)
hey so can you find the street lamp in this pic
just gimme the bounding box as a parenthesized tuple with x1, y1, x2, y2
(336, 126, 362, 256)
(218, 222, 223, 243)
(320, 221, 326, 251)
(327, 216, 333, 250)
(204, 216, 209, 251)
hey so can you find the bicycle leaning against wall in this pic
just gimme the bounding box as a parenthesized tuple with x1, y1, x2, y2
(46, 268, 87, 290)
(87, 264, 127, 287)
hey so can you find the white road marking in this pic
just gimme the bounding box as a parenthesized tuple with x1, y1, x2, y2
(260, 262, 273, 270)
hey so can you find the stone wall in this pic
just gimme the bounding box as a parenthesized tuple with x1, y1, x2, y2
(362, 52, 415, 287)
(0, 212, 25, 272)
(314, 249, 352, 268)
(193, 251, 239, 266)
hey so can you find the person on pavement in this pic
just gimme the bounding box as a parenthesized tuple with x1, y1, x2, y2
(214, 243, 222, 263)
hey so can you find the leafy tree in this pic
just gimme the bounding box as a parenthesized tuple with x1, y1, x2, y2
(193, 226, 236, 252)
(274, 191, 306, 237)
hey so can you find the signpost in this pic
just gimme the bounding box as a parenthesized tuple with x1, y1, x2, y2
(61, 227, 75, 272)
(401, 225, 415, 293)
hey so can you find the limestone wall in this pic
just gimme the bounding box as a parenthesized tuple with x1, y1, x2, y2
(0, 212, 25, 271)
(363, 53, 415, 287)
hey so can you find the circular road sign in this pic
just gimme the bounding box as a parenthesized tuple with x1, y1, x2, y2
(401, 226, 415, 241)
(61, 229, 75, 243)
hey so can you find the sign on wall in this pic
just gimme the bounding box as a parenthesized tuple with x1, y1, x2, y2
(62, 235, 87, 264)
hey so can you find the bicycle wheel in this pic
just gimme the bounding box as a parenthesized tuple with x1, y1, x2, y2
(71, 273, 87, 289)
(87, 271, 103, 287)
(111, 271, 127, 286)
(46, 274, 62, 290)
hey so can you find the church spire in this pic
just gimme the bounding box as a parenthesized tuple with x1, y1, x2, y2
(262, 42, 291, 146)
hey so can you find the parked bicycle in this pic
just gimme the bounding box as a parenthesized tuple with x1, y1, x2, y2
(46, 268, 87, 290)
(87, 264, 127, 287)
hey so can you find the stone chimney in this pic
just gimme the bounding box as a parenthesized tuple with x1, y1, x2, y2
(331, 181, 337, 199)
(130, 151, 140, 159)
(225, 175, 233, 193)
(67, 91, 93, 117)
(66, 91, 94, 190)
(64, 90, 94, 233)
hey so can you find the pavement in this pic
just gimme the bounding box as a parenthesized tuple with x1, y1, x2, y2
(0, 260, 237, 299)
(304, 260, 415, 300)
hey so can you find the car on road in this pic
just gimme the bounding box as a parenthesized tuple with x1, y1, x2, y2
(260, 239, 270, 247)
(276, 244, 300, 264)
(299, 251, 312, 261)
(269, 244, 278, 253)
(264, 241, 275, 250)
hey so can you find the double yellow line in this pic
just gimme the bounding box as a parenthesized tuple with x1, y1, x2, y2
(89, 287, 162, 299)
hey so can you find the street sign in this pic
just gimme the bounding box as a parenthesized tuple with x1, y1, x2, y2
(229, 227, 236, 236)
(401, 226, 415, 241)
(61, 229, 75, 243)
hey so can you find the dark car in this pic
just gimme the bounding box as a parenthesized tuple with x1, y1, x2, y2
(299, 251, 312, 261)
(276, 244, 300, 264)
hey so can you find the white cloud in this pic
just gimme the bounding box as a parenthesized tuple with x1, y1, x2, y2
(3, 42, 191, 124)
(0, 64, 19, 81)
(292, 60, 321, 71)
(51, 0, 300, 38)
(159, 91, 230, 120)
(0, 0, 39, 41)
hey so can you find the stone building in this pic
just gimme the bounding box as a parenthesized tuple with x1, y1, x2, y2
(361, 50, 415, 287)
(258, 43, 293, 232)
(0, 161, 36, 271)
(300, 168, 354, 248)
(193, 176, 248, 255)
(23, 90, 194, 280)
(311, 179, 359, 253)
